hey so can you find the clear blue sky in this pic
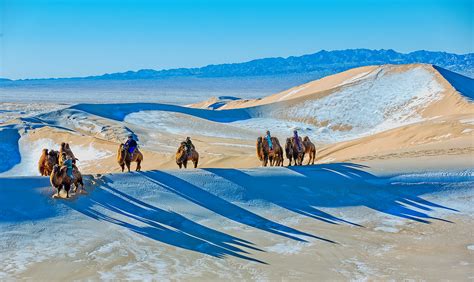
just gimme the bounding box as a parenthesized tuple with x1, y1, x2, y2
(1, 0, 472, 79)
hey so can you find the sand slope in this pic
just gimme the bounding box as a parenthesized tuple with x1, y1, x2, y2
(0, 64, 472, 176)
(1, 166, 473, 280)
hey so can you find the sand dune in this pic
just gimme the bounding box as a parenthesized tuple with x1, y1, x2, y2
(1, 63, 471, 176)
(1, 63, 473, 280)
(1, 166, 473, 279)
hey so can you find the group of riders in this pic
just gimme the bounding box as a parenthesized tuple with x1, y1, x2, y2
(42, 129, 311, 198)
(124, 135, 195, 157)
(265, 130, 303, 152)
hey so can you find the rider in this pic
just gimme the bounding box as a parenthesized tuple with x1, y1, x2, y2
(293, 130, 302, 151)
(124, 135, 138, 155)
(62, 153, 74, 181)
(184, 137, 195, 154)
(265, 130, 273, 151)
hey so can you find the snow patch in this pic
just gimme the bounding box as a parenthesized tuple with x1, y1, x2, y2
(0, 138, 111, 176)
(374, 226, 399, 233)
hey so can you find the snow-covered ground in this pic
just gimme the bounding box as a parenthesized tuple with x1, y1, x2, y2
(0, 64, 473, 279)
(0, 166, 473, 279)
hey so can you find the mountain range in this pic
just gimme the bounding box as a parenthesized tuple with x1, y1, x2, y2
(2, 49, 473, 82)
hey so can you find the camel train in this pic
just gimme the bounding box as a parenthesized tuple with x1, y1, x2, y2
(38, 142, 84, 198)
(38, 132, 314, 198)
(257, 131, 316, 167)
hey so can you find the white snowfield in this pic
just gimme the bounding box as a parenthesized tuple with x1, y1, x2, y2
(0, 166, 473, 279)
(0, 64, 473, 279)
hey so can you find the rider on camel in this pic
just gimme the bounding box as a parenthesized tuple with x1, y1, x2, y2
(184, 137, 195, 154)
(265, 130, 273, 151)
(124, 135, 138, 155)
(293, 130, 302, 152)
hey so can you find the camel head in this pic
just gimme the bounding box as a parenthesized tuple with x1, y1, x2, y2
(178, 142, 187, 153)
(52, 164, 60, 175)
(303, 136, 310, 142)
(48, 150, 59, 164)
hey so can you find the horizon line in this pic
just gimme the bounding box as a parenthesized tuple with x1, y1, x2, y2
(3, 48, 472, 81)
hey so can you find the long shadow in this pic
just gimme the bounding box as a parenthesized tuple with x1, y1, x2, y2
(0, 127, 21, 173)
(71, 103, 252, 123)
(67, 176, 266, 264)
(140, 170, 337, 244)
(203, 163, 459, 226)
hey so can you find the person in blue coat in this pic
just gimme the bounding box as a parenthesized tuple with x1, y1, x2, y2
(265, 130, 273, 151)
(124, 135, 138, 155)
(293, 130, 302, 151)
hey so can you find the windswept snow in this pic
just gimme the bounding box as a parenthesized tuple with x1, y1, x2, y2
(0, 137, 112, 176)
(0, 166, 472, 279)
(282, 67, 444, 141)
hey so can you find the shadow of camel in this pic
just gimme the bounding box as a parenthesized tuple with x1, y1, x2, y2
(203, 163, 458, 225)
(140, 170, 337, 244)
(67, 176, 266, 264)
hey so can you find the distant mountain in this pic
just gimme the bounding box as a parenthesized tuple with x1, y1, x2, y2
(3, 49, 473, 82)
(86, 49, 473, 80)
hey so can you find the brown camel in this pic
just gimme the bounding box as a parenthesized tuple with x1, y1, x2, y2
(117, 144, 143, 172)
(176, 142, 199, 169)
(38, 149, 59, 176)
(284, 138, 294, 166)
(59, 142, 78, 165)
(256, 136, 283, 167)
(303, 136, 316, 165)
(290, 136, 305, 166)
(50, 165, 72, 198)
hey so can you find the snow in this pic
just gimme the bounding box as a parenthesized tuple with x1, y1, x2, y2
(374, 226, 399, 233)
(0, 137, 112, 176)
(337, 70, 374, 86)
(460, 118, 474, 125)
(124, 111, 255, 140)
(1, 166, 472, 278)
(278, 85, 309, 101)
(280, 67, 444, 142)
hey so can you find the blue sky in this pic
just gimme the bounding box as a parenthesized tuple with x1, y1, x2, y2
(1, 0, 472, 79)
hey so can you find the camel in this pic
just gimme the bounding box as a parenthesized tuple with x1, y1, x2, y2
(256, 136, 283, 167)
(50, 163, 84, 198)
(117, 144, 143, 172)
(50, 165, 72, 198)
(303, 136, 316, 165)
(285, 138, 294, 166)
(176, 142, 199, 169)
(289, 136, 306, 166)
(59, 142, 78, 165)
(38, 149, 59, 176)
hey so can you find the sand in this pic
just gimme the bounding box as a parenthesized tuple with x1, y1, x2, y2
(1, 63, 473, 280)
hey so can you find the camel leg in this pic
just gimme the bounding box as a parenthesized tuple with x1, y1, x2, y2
(183, 160, 187, 169)
(126, 161, 131, 172)
(136, 160, 141, 171)
(120, 163, 125, 172)
(65, 184, 70, 198)
(178, 163, 182, 169)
